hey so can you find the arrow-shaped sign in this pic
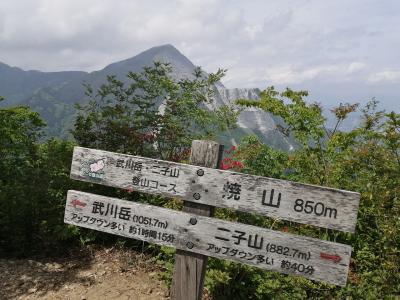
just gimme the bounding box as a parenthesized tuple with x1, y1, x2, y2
(65, 190, 352, 286)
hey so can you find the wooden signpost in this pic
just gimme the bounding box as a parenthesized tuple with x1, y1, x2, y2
(71, 146, 360, 232)
(65, 141, 361, 299)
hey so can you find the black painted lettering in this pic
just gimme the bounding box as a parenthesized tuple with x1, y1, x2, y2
(261, 189, 281, 208)
(293, 199, 338, 219)
(324, 207, 338, 219)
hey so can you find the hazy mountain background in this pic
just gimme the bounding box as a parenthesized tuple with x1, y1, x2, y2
(0, 45, 296, 150)
(1, 44, 367, 150)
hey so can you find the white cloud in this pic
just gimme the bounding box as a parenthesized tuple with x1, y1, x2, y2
(0, 0, 399, 109)
(368, 71, 400, 83)
(347, 62, 367, 73)
(265, 65, 340, 85)
(223, 63, 370, 88)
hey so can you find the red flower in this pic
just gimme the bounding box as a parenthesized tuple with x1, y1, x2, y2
(220, 158, 244, 170)
(220, 162, 232, 170)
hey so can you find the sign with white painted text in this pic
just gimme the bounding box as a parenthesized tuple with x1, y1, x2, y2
(71, 147, 360, 232)
(65, 190, 352, 286)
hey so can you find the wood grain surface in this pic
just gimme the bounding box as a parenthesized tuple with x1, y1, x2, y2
(65, 190, 352, 286)
(171, 140, 222, 300)
(70, 146, 360, 232)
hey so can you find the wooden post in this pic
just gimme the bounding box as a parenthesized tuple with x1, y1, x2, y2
(171, 140, 223, 300)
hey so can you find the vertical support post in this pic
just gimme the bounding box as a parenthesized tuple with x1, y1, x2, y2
(171, 140, 223, 300)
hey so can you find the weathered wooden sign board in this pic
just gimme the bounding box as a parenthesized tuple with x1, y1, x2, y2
(65, 190, 351, 286)
(70, 146, 360, 232)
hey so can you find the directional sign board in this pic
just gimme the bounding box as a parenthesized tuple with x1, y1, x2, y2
(65, 190, 352, 286)
(71, 147, 360, 232)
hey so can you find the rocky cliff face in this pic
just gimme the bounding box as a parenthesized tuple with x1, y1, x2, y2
(212, 87, 295, 150)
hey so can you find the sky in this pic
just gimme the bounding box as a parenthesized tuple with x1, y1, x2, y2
(0, 0, 399, 110)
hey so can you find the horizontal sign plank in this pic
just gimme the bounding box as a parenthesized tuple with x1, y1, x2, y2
(70, 146, 360, 232)
(65, 190, 352, 286)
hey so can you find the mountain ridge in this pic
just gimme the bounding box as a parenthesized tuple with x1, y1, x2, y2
(0, 44, 294, 150)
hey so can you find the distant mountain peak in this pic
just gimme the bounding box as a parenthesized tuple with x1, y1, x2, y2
(101, 44, 196, 79)
(149, 43, 180, 51)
